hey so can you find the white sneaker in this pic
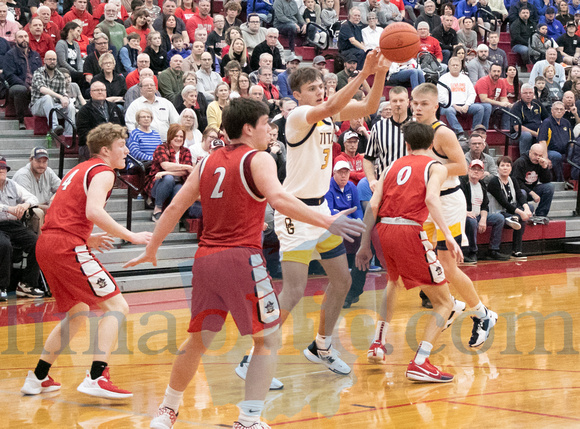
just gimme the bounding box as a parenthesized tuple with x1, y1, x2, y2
(77, 368, 133, 399)
(505, 216, 521, 230)
(0, 289, 7, 301)
(233, 422, 271, 429)
(319, 32, 327, 45)
(21, 370, 61, 395)
(303, 341, 351, 375)
(469, 308, 498, 348)
(443, 298, 467, 331)
(234, 355, 284, 390)
(150, 406, 178, 429)
(313, 32, 320, 44)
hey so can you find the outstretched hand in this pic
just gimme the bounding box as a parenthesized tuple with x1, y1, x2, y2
(123, 249, 158, 268)
(327, 207, 366, 242)
(87, 233, 115, 253)
(361, 48, 381, 76)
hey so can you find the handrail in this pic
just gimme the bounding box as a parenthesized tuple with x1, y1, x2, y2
(436, 80, 452, 109)
(306, 22, 330, 51)
(566, 139, 580, 216)
(48, 107, 77, 178)
(116, 153, 145, 232)
(488, 107, 521, 155)
(474, 8, 500, 44)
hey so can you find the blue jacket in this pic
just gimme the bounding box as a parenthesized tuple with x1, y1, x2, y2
(4, 47, 42, 87)
(539, 16, 565, 38)
(247, 0, 273, 16)
(277, 70, 297, 101)
(325, 178, 363, 220)
(455, 0, 478, 18)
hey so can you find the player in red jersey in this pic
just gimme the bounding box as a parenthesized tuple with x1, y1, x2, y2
(20, 124, 152, 399)
(125, 98, 365, 429)
(356, 122, 462, 382)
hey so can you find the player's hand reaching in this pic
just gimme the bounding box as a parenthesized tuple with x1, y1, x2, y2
(129, 231, 153, 245)
(355, 244, 373, 271)
(123, 248, 158, 268)
(87, 233, 115, 253)
(376, 51, 392, 73)
(361, 48, 381, 77)
(445, 236, 463, 263)
(327, 207, 366, 242)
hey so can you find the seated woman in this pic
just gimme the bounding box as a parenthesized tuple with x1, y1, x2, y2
(223, 60, 241, 88)
(175, 83, 208, 131)
(387, 58, 425, 88)
(126, 8, 151, 51)
(91, 53, 127, 105)
(324, 73, 338, 99)
(487, 156, 533, 260)
(161, 14, 190, 52)
(220, 37, 252, 76)
(127, 108, 163, 170)
(231, 72, 250, 98)
(220, 26, 242, 58)
(188, 126, 219, 164)
(55, 21, 84, 86)
(452, 44, 468, 75)
(144, 31, 168, 75)
(145, 123, 193, 222)
(206, 82, 231, 130)
(119, 32, 142, 75)
(179, 108, 203, 157)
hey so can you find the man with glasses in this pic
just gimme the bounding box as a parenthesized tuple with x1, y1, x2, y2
(242, 13, 285, 56)
(196, 51, 222, 101)
(538, 101, 572, 182)
(207, 14, 226, 59)
(27, 17, 55, 60)
(30, 50, 76, 136)
(96, 2, 127, 51)
(249, 52, 279, 84)
(250, 27, 284, 72)
(83, 33, 112, 82)
(361, 12, 383, 50)
(464, 133, 498, 185)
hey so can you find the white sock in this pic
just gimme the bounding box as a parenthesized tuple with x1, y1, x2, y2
(316, 333, 331, 350)
(246, 346, 255, 362)
(237, 400, 264, 425)
(414, 341, 433, 365)
(374, 321, 389, 345)
(472, 301, 487, 319)
(161, 385, 184, 413)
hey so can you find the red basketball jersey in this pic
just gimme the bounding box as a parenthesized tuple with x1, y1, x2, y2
(378, 154, 438, 224)
(42, 158, 113, 241)
(199, 144, 266, 249)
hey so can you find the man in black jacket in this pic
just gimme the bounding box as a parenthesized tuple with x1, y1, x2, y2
(432, 15, 457, 65)
(415, 0, 441, 32)
(4, 30, 42, 128)
(460, 160, 509, 263)
(76, 81, 125, 162)
(250, 28, 284, 72)
(508, 0, 539, 25)
(510, 6, 536, 63)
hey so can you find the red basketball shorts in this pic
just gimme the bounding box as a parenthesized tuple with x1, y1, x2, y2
(377, 223, 447, 290)
(188, 246, 280, 337)
(36, 232, 120, 313)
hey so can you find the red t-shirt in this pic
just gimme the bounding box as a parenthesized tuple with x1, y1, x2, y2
(175, 7, 196, 22)
(334, 152, 365, 185)
(63, 7, 96, 38)
(474, 75, 507, 103)
(27, 31, 55, 62)
(51, 10, 64, 30)
(419, 36, 443, 61)
(126, 70, 159, 89)
(186, 12, 214, 40)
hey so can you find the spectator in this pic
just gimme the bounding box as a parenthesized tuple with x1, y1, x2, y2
(30, 51, 76, 135)
(511, 83, 549, 154)
(543, 64, 563, 105)
(97, 2, 127, 51)
(476, 0, 496, 38)
(12, 147, 61, 234)
(378, 0, 403, 26)
(510, 6, 535, 64)
(467, 44, 491, 85)
(127, 108, 162, 167)
(556, 0, 572, 26)
(175, 0, 196, 22)
(159, 14, 178, 52)
(439, 57, 491, 143)
(232, 72, 251, 98)
(557, 21, 580, 65)
(76, 80, 125, 160)
(189, 126, 218, 164)
(487, 32, 509, 75)
(338, 8, 365, 69)
(415, 0, 441, 31)
(0, 2, 19, 42)
(325, 160, 363, 220)
(534, 75, 551, 108)
(126, 53, 159, 89)
(334, 131, 365, 185)
(464, 133, 498, 183)
(503, 65, 521, 104)
(153, 0, 186, 35)
(143, 0, 161, 20)
(83, 32, 111, 82)
(440, 3, 460, 31)
(249, 52, 278, 84)
(538, 101, 572, 181)
(361, 12, 383, 50)
(179, 107, 203, 150)
(528, 47, 566, 86)
(145, 123, 193, 222)
(158, 53, 184, 103)
(277, 53, 301, 99)
(249, 83, 265, 101)
(119, 32, 142, 74)
(562, 90, 580, 128)
(125, 8, 150, 51)
(455, 0, 478, 26)
(509, 0, 539, 25)
(91, 52, 127, 103)
(250, 27, 284, 72)
(487, 156, 532, 260)
(0, 157, 43, 300)
(241, 13, 285, 56)
(63, 0, 95, 38)
(176, 81, 208, 128)
(125, 77, 180, 141)
(321, 0, 341, 36)
(360, 0, 380, 24)
(32, 5, 59, 43)
(206, 81, 230, 130)
(27, 17, 55, 61)
(313, 55, 329, 77)
(336, 55, 359, 90)
(207, 14, 226, 59)
(512, 143, 555, 217)
(338, 116, 369, 153)
(4, 30, 42, 129)
(489, 0, 509, 21)
(474, 63, 512, 129)
(182, 40, 203, 71)
(186, 0, 213, 36)
(432, 14, 457, 64)
(247, 0, 273, 24)
(452, 43, 469, 74)
(387, 59, 425, 88)
(460, 159, 509, 262)
(530, 22, 559, 62)
(224, 0, 243, 31)
(417, 21, 444, 63)
(61, 68, 86, 110)
(273, 0, 305, 51)
(223, 60, 241, 90)
(273, 97, 297, 145)
(144, 31, 168, 75)
(540, 6, 565, 38)
(457, 16, 477, 51)
(196, 51, 222, 101)
(267, 121, 287, 183)
(372, 100, 391, 126)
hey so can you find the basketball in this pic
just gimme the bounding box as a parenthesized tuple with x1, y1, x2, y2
(379, 22, 421, 63)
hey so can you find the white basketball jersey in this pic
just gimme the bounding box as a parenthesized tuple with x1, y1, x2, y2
(283, 105, 335, 199)
(431, 121, 460, 190)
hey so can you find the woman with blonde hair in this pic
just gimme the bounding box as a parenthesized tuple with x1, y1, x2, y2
(91, 52, 126, 104)
(221, 37, 252, 74)
(206, 82, 231, 130)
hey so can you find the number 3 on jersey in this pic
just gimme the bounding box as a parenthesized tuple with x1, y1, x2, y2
(321, 148, 330, 170)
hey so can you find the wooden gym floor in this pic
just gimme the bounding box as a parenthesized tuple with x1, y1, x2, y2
(1, 254, 579, 428)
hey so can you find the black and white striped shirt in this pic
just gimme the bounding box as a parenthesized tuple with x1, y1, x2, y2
(365, 115, 411, 176)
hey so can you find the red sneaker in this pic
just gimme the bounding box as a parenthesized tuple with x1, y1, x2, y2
(406, 359, 454, 383)
(21, 370, 61, 395)
(77, 368, 133, 399)
(150, 406, 178, 429)
(367, 341, 388, 364)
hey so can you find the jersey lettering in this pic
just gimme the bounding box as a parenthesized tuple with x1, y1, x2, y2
(397, 166, 412, 186)
(319, 131, 333, 146)
(321, 148, 330, 169)
(285, 217, 295, 234)
(61, 169, 80, 190)
(211, 167, 226, 199)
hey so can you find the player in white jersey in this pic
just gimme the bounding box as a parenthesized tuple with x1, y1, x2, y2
(234, 49, 390, 382)
(412, 83, 498, 348)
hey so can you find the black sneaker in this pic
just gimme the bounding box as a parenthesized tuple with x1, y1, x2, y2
(16, 282, 44, 298)
(421, 295, 433, 309)
(511, 251, 527, 261)
(0, 289, 7, 301)
(486, 250, 510, 261)
(505, 216, 521, 230)
(461, 254, 477, 265)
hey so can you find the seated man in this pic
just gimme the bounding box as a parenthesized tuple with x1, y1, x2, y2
(464, 133, 498, 184)
(12, 148, 61, 234)
(29, 50, 76, 137)
(512, 143, 555, 219)
(538, 101, 572, 181)
(460, 160, 508, 263)
(273, 0, 305, 51)
(196, 52, 222, 102)
(338, 8, 366, 70)
(334, 131, 366, 185)
(474, 63, 512, 130)
(510, 83, 549, 155)
(0, 157, 43, 300)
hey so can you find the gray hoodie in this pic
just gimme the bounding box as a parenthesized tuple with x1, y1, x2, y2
(240, 22, 285, 56)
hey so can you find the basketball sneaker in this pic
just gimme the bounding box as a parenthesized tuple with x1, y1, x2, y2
(16, 282, 44, 298)
(303, 341, 351, 375)
(442, 298, 467, 331)
(367, 341, 388, 364)
(77, 368, 133, 399)
(234, 356, 284, 390)
(21, 370, 61, 395)
(150, 406, 178, 429)
(232, 422, 271, 429)
(406, 358, 454, 383)
(469, 308, 498, 348)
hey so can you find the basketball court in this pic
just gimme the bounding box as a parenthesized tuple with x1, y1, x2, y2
(1, 254, 579, 428)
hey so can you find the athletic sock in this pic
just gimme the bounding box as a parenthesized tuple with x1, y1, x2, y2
(414, 341, 433, 365)
(374, 321, 389, 345)
(472, 301, 487, 319)
(90, 361, 108, 380)
(34, 359, 52, 380)
(237, 400, 264, 426)
(315, 333, 331, 351)
(246, 346, 255, 362)
(161, 385, 184, 414)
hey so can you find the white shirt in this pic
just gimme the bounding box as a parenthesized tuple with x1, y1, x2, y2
(362, 25, 383, 50)
(196, 68, 223, 99)
(124, 96, 180, 142)
(438, 72, 477, 106)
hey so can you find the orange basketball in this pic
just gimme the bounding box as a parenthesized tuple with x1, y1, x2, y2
(379, 23, 421, 63)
